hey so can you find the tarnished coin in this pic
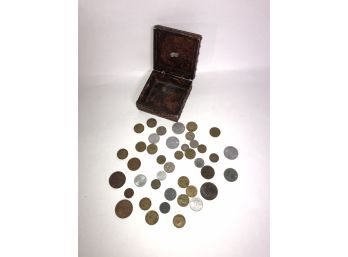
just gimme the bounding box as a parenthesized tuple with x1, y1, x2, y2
(224, 146, 239, 160)
(185, 148, 196, 159)
(124, 188, 134, 198)
(156, 155, 166, 164)
(189, 197, 203, 211)
(134, 123, 144, 133)
(209, 153, 219, 163)
(186, 185, 198, 197)
(139, 197, 151, 210)
(159, 202, 170, 214)
(174, 150, 184, 160)
(201, 165, 215, 179)
(127, 157, 141, 171)
(115, 199, 133, 218)
(164, 162, 175, 173)
(164, 188, 177, 201)
(173, 214, 186, 228)
(177, 194, 189, 207)
(194, 158, 205, 168)
(151, 179, 161, 189)
(156, 170, 167, 181)
(156, 126, 167, 136)
(116, 148, 128, 160)
(185, 132, 195, 141)
(200, 182, 218, 200)
(181, 144, 189, 151)
(146, 118, 157, 128)
(109, 171, 126, 188)
(186, 121, 198, 132)
(147, 144, 158, 154)
(197, 144, 207, 153)
(166, 136, 180, 149)
(178, 176, 190, 188)
(224, 168, 238, 182)
(145, 210, 159, 225)
(148, 133, 160, 144)
(172, 122, 185, 134)
(134, 174, 147, 187)
(209, 127, 221, 137)
(189, 139, 199, 148)
(135, 141, 146, 152)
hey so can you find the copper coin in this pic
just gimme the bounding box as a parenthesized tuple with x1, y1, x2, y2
(185, 148, 196, 159)
(209, 127, 221, 137)
(186, 185, 198, 197)
(135, 141, 146, 152)
(156, 155, 166, 164)
(139, 197, 151, 210)
(146, 118, 157, 128)
(197, 144, 207, 153)
(209, 153, 219, 163)
(116, 148, 128, 160)
(124, 188, 134, 198)
(151, 179, 161, 189)
(147, 144, 158, 154)
(181, 144, 189, 151)
(134, 123, 144, 133)
(178, 176, 190, 188)
(109, 171, 126, 188)
(189, 139, 199, 148)
(200, 182, 218, 200)
(145, 210, 159, 225)
(127, 157, 141, 171)
(185, 132, 195, 140)
(115, 199, 133, 218)
(173, 214, 186, 228)
(186, 121, 198, 132)
(177, 194, 189, 207)
(174, 150, 184, 160)
(156, 126, 167, 136)
(201, 165, 215, 179)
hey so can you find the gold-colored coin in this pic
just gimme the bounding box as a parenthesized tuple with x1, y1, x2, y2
(209, 127, 221, 137)
(186, 185, 198, 197)
(185, 148, 196, 159)
(116, 148, 128, 160)
(127, 157, 141, 171)
(147, 144, 158, 154)
(178, 176, 190, 188)
(177, 194, 189, 207)
(135, 141, 146, 152)
(156, 155, 166, 164)
(134, 123, 144, 133)
(151, 179, 161, 189)
(186, 121, 198, 132)
(209, 153, 219, 163)
(145, 210, 159, 225)
(173, 214, 186, 228)
(139, 197, 151, 210)
(197, 144, 207, 153)
(146, 118, 157, 128)
(174, 150, 184, 160)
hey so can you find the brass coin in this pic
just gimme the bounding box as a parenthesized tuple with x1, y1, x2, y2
(186, 121, 197, 132)
(134, 123, 144, 133)
(185, 148, 196, 159)
(156, 155, 166, 164)
(156, 126, 167, 136)
(116, 148, 128, 160)
(135, 141, 146, 152)
(147, 144, 158, 154)
(109, 171, 126, 188)
(197, 144, 207, 153)
(145, 210, 159, 225)
(174, 150, 184, 160)
(209, 127, 221, 137)
(201, 165, 215, 179)
(178, 176, 190, 188)
(151, 179, 161, 189)
(146, 118, 157, 128)
(173, 214, 186, 228)
(127, 157, 141, 171)
(115, 199, 133, 218)
(177, 194, 189, 207)
(200, 182, 218, 200)
(124, 188, 134, 198)
(186, 185, 198, 197)
(139, 197, 151, 210)
(209, 153, 219, 163)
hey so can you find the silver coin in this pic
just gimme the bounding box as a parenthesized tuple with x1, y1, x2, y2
(134, 174, 147, 187)
(181, 144, 189, 151)
(164, 188, 177, 201)
(166, 136, 180, 149)
(156, 170, 167, 181)
(156, 126, 167, 136)
(189, 197, 203, 211)
(194, 158, 205, 168)
(148, 133, 160, 144)
(190, 139, 199, 148)
(185, 132, 195, 140)
(224, 146, 239, 160)
(172, 122, 185, 134)
(164, 162, 175, 173)
(224, 168, 238, 182)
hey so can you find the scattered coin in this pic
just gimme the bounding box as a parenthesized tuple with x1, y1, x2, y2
(164, 162, 175, 173)
(109, 171, 126, 188)
(189, 197, 203, 211)
(151, 179, 161, 189)
(209, 153, 219, 163)
(146, 118, 157, 128)
(185, 132, 195, 141)
(194, 158, 205, 168)
(124, 188, 134, 198)
(156, 170, 167, 181)
(181, 144, 189, 151)
(186, 121, 198, 132)
(134, 123, 144, 133)
(201, 165, 215, 179)
(200, 182, 218, 200)
(185, 148, 196, 159)
(177, 194, 189, 207)
(209, 127, 221, 137)
(172, 122, 185, 134)
(147, 144, 158, 154)
(116, 148, 128, 160)
(134, 174, 147, 187)
(135, 141, 146, 152)
(224, 146, 239, 160)
(166, 136, 180, 149)
(145, 210, 159, 225)
(186, 185, 198, 197)
(190, 139, 199, 148)
(148, 133, 160, 144)
(178, 176, 190, 188)
(197, 144, 207, 153)
(224, 168, 238, 182)
(115, 199, 133, 218)
(174, 150, 184, 160)
(156, 126, 167, 136)
(139, 197, 151, 210)
(159, 202, 170, 214)
(156, 155, 166, 164)
(164, 188, 177, 201)
(127, 157, 141, 171)
(173, 214, 186, 228)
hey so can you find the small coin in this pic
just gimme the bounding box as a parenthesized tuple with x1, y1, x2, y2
(139, 197, 151, 210)
(156, 126, 167, 136)
(174, 150, 184, 160)
(145, 210, 159, 225)
(189, 139, 199, 148)
(194, 158, 205, 168)
(166, 136, 180, 149)
(209, 127, 221, 137)
(146, 118, 157, 128)
(164, 162, 175, 173)
(124, 188, 134, 198)
(109, 171, 126, 188)
(159, 202, 170, 214)
(185, 132, 195, 140)
(134, 123, 144, 133)
(224, 146, 239, 160)
(127, 157, 141, 171)
(172, 122, 185, 134)
(186, 121, 198, 132)
(186, 185, 198, 197)
(116, 148, 128, 160)
(185, 148, 196, 159)
(224, 168, 238, 182)
(177, 194, 189, 207)
(156, 155, 166, 164)
(134, 174, 147, 187)
(181, 144, 189, 151)
(200, 182, 218, 200)
(189, 197, 203, 211)
(115, 199, 133, 218)
(135, 141, 146, 152)
(148, 133, 160, 144)
(197, 144, 207, 153)
(178, 176, 190, 188)
(164, 188, 177, 201)
(173, 214, 186, 228)
(156, 170, 167, 181)
(151, 179, 161, 189)
(209, 153, 219, 163)
(201, 165, 215, 179)
(147, 144, 158, 154)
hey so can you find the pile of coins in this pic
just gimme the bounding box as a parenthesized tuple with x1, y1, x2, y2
(109, 118, 239, 228)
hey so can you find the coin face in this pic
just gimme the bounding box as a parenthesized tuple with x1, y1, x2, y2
(178, 176, 190, 188)
(156, 170, 167, 181)
(134, 174, 147, 187)
(174, 150, 184, 160)
(148, 133, 160, 144)
(173, 214, 186, 228)
(164, 188, 177, 201)
(189, 197, 203, 211)
(197, 144, 207, 153)
(127, 157, 141, 171)
(159, 202, 170, 214)
(147, 144, 158, 154)
(109, 171, 126, 188)
(135, 141, 146, 152)
(139, 197, 151, 210)
(200, 182, 218, 200)
(164, 162, 175, 173)
(151, 179, 161, 189)
(185, 148, 196, 159)
(116, 148, 128, 160)
(124, 188, 134, 198)
(145, 210, 159, 225)
(181, 144, 189, 151)
(134, 123, 144, 133)
(224, 168, 238, 182)
(146, 118, 157, 128)
(177, 194, 189, 207)
(224, 146, 239, 160)
(209, 153, 219, 163)
(115, 199, 133, 218)
(189, 139, 199, 148)
(186, 121, 198, 132)
(194, 158, 205, 168)
(201, 165, 215, 179)
(156, 155, 166, 164)
(172, 122, 185, 134)
(209, 127, 221, 137)
(186, 185, 198, 197)
(166, 136, 180, 149)
(185, 132, 195, 140)
(156, 126, 167, 136)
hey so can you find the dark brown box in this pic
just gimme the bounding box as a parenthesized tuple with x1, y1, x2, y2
(136, 25, 202, 121)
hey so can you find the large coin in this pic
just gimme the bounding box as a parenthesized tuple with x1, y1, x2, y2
(186, 121, 198, 132)
(134, 174, 147, 187)
(224, 146, 239, 160)
(197, 144, 207, 153)
(134, 123, 144, 133)
(116, 148, 128, 160)
(194, 158, 205, 168)
(209, 127, 221, 137)
(177, 194, 189, 207)
(156, 155, 166, 164)
(172, 122, 185, 134)
(189, 140, 199, 148)
(139, 197, 151, 210)
(185, 132, 195, 141)
(145, 210, 159, 225)
(109, 171, 126, 188)
(201, 165, 215, 179)
(124, 188, 134, 198)
(159, 202, 170, 214)
(164, 162, 175, 173)
(151, 179, 161, 189)
(164, 188, 177, 201)
(185, 148, 196, 159)
(181, 144, 189, 151)
(209, 153, 219, 163)
(135, 141, 146, 152)
(173, 214, 186, 228)
(189, 197, 203, 211)
(178, 176, 190, 188)
(174, 150, 184, 160)
(186, 185, 198, 197)
(146, 118, 157, 128)
(224, 168, 238, 182)
(166, 136, 180, 149)
(146, 144, 158, 154)
(200, 182, 218, 200)
(156, 126, 167, 136)
(148, 133, 160, 144)
(127, 157, 141, 171)
(156, 170, 167, 181)
(115, 199, 133, 218)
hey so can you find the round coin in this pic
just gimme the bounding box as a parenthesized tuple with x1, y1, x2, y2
(156, 126, 167, 136)
(156, 170, 167, 181)
(185, 132, 195, 141)
(224, 168, 238, 182)
(124, 188, 134, 198)
(201, 165, 215, 179)
(209, 127, 221, 137)
(189, 139, 199, 148)
(134, 174, 147, 187)
(173, 214, 186, 228)
(146, 144, 158, 154)
(135, 141, 146, 152)
(197, 144, 207, 153)
(159, 202, 170, 214)
(181, 144, 189, 151)
(109, 171, 126, 188)
(166, 136, 180, 149)
(115, 199, 133, 218)
(185, 148, 196, 159)
(178, 176, 190, 188)
(172, 122, 185, 134)
(224, 146, 239, 160)
(164, 188, 177, 201)
(194, 158, 205, 168)
(164, 162, 175, 173)
(174, 150, 184, 160)
(177, 194, 189, 207)
(146, 118, 157, 128)
(145, 210, 159, 225)
(127, 157, 141, 171)
(156, 155, 166, 164)
(116, 148, 128, 160)
(134, 123, 144, 133)
(186, 121, 198, 132)
(186, 185, 198, 197)
(148, 133, 160, 144)
(200, 182, 218, 200)
(209, 153, 219, 163)
(139, 197, 151, 210)
(189, 197, 203, 211)
(151, 179, 161, 189)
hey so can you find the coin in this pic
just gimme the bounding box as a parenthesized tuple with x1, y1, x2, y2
(109, 171, 126, 188)
(224, 146, 239, 160)
(224, 168, 238, 182)
(127, 157, 141, 171)
(135, 141, 146, 152)
(115, 199, 133, 218)
(185, 132, 195, 141)
(156, 155, 166, 164)
(116, 148, 128, 160)
(189, 139, 199, 148)
(172, 122, 185, 134)
(178, 176, 190, 188)
(156, 126, 167, 136)
(201, 165, 215, 179)
(173, 214, 186, 228)
(177, 194, 189, 207)
(185, 148, 196, 159)
(134, 123, 144, 133)
(139, 197, 151, 210)
(209, 127, 221, 137)
(151, 179, 161, 189)
(197, 144, 207, 153)
(156, 170, 167, 181)
(166, 136, 180, 149)
(209, 153, 219, 163)
(145, 210, 159, 225)
(200, 182, 218, 200)
(181, 144, 189, 152)
(189, 197, 203, 211)
(164, 162, 175, 173)
(134, 174, 147, 187)
(164, 188, 177, 201)
(186, 121, 198, 132)
(194, 158, 205, 168)
(174, 150, 184, 160)
(146, 118, 157, 128)
(124, 188, 134, 198)
(147, 144, 158, 154)
(159, 202, 170, 214)
(186, 185, 198, 197)
(148, 133, 160, 144)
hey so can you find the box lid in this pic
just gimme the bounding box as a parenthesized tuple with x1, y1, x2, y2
(153, 25, 202, 80)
